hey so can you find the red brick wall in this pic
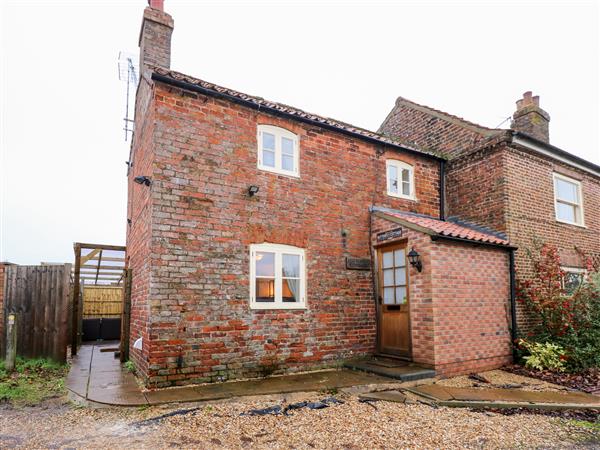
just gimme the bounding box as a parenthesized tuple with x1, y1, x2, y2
(431, 241, 512, 376)
(503, 145, 600, 330)
(379, 97, 500, 158)
(126, 77, 157, 378)
(126, 82, 442, 387)
(371, 216, 512, 376)
(446, 145, 508, 233)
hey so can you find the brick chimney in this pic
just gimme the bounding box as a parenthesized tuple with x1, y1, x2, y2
(139, 0, 174, 70)
(511, 91, 550, 143)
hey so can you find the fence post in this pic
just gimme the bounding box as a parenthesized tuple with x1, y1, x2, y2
(5, 313, 17, 371)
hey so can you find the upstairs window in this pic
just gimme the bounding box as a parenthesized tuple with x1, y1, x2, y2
(553, 173, 584, 226)
(386, 160, 415, 200)
(257, 125, 299, 177)
(250, 243, 306, 310)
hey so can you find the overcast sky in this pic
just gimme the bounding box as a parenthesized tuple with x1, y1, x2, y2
(1, 0, 599, 265)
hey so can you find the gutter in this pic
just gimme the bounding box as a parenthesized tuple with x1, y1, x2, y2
(151, 72, 446, 163)
(439, 160, 446, 221)
(430, 234, 517, 250)
(511, 132, 600, 177)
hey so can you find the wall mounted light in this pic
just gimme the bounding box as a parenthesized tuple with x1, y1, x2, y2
(133, 175, 151, 186)
(408, 248, 422, 272)
(248, 185, 260, 197)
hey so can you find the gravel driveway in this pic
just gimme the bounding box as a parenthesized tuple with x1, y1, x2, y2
(1, 391, 598, 449)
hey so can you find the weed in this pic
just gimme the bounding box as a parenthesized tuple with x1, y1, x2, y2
(124, 361, 136, 374)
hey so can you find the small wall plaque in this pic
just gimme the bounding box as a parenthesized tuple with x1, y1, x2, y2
(376, 227, 403, 242)
(346, 257, 371, 270)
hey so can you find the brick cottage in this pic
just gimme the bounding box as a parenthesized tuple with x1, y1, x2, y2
(125, 1, 599, 387)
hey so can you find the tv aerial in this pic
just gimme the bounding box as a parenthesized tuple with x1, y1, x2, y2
(118, 51, 139, 141)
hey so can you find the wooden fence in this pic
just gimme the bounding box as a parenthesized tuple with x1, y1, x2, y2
(1, 264, 71, 362)
(82, 286, 123, 318)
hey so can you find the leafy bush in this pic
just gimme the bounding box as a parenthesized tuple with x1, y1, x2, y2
(518, 339, 566, 372)
(517, 243, 600, 371)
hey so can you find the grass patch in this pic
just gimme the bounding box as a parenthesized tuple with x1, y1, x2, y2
(569, 419, 600, 432)
(0, 357, 69, 406)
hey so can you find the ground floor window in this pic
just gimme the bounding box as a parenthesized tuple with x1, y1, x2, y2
(561, 266, 586, 294)
(250, 243, 306, 309)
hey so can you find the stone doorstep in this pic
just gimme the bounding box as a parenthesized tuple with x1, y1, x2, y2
(343, 357, 436, 382)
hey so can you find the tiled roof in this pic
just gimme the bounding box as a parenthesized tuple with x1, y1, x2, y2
(372, 207, 511, 247)
(151, 67, 442, 159)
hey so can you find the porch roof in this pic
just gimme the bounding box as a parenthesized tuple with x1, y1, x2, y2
(372, 207, 511, 247)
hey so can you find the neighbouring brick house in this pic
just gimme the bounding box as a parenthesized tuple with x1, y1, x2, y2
(380, 92, 600, 331)
(125, 1, 594, 387)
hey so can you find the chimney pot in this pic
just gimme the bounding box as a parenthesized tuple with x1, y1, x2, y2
(148, 0, 164, 11)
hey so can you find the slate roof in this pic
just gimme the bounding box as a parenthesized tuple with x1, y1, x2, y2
(151, 67, 443, 160)
(372, 207, 511, 247)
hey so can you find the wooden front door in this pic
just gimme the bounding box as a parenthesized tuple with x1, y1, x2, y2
(377, 243, 411, 357)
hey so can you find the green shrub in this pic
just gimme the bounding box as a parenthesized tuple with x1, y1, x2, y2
(519, 339, 566, 372)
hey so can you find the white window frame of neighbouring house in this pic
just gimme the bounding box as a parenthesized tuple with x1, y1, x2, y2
(249, 243, 306, 310)
(386, 159, 415, 200)
(257, 125, 299, 177)
(561, 266, 587, 294)
(553, 173, 585, 227)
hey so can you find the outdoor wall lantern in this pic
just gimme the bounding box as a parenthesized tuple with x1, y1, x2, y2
(248, 185, 260, 197)
(408, 248, 422, 272)
(133, 175, 152, 186)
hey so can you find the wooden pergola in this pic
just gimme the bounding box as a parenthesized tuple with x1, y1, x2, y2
(71, 243, 129, 356)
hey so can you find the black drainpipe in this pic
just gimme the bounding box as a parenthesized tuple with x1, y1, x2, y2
(439, 160, 446, 221)
(509, 249, 518, 361)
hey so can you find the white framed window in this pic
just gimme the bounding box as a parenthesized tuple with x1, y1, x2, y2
(553, 173, 584, 226)
(386, 159, 415, 200)
(561, 266, 586, 295)
(249, 243, 306, 310)
(257, 125, 299, 177)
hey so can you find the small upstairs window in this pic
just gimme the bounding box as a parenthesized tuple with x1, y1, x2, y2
(257, 125, 299, 177)
(386, 160, 415, 200)
(553, 173, 584, 226)
(561, 267, 586, 295)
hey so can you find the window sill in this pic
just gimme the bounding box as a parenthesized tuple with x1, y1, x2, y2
(386, 191, 417, 202)
(555, 218, 587, 229)
(258, 165, 300, 179)
(250, 303, 307, 310)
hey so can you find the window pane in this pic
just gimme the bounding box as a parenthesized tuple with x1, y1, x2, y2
(282, 278, 299, 302)
(383, 287, 395, 304)
(256, 252, 274, 277)
(556, 202, 576, 223)
(282, 254, 300, 278)
(564, 272, 583, 294)
(394, 249, 405, 267)
(402, 181, 411, 196)
(282, 154, 294, 171)
(383, 269, 394, 286)
(396, 286, 407, 304)
(395, 267, 406, 285)
(555, 178, 578, 203)
(262, 149, 275, 167)
(262, 132, 275, 150)
(388, 165, 398, 193)
(282, 137, 294, 155)
(382, 251, 394, 268)
(401, 168, 410, 183)
(256, 278, 275, 302)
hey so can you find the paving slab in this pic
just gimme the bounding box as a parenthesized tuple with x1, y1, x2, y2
(410, 384, 600, 409)
(358, 390, 407, 403)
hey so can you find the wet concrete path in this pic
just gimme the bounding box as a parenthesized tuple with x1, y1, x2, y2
(66, 342, 402, 406)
